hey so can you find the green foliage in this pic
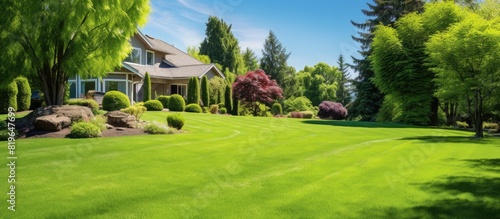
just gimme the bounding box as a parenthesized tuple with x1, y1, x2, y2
(232, 95, 239, 116)
(200, 76, 210, 107)
(0, 129, 18, 141)
(187, 77, 200, 104)
(14, 77, 31, 111)
(185, 104, 202, 113)
(0, 1, 151, 105)
(69, 122, 102, 138)
(283, 96, 314, 114)
(167, 113, 185, 130)
(90, 115, 107, 131)
(376, 94, 403, 123)
(121, 105, 147, 121)
(210, 104, 219, 114)
(209, 76, 226, 105)
(65, 99, 99, 111)
(143, 100, 163, 111)
(220, 107, 227, 114)
(224, 83, 232, 114)
(102, 91, 130, 111)
(199, 16, 240, 72)
(168, 94, 186, 112)
(336, 55, 352, 106)
(297, 63, 339, 106)
(260, 31, 291, 85)
(187, 46, 211, 64)
(300, 111, 315, 119)
(143, 72, 152, 102)
(241, 48, 259, 72)
(143, 121, 172, 134)
(157, 95, 171, 109)
(0, 81, 18, 113)
(271, 103, 283, 115)
(456, 121, 469, 128)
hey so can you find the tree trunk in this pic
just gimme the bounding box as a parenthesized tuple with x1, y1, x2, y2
(39, 67, 67, 106)
(474, 89, 483, 138)
(430, 97, 439, 126)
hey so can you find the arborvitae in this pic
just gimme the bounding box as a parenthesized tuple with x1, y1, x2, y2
(143, 72, 151, 102)
(187, 77, 200, 104)
(224, 83, 232, 115)
(201, 75, 209, 107)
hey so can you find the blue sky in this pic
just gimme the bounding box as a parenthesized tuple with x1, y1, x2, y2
(141, 0, 371, 72)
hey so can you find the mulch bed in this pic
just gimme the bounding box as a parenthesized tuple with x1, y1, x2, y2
(21, 127, 148, 139)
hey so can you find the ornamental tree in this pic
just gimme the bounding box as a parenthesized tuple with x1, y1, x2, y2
(232, 70, 283, 116)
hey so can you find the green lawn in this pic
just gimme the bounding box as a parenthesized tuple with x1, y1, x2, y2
(1, 112, 499, 218)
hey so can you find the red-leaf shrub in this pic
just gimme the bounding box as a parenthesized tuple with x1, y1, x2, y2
(232, 70, 283, 116)
(317, 101, 348, 120)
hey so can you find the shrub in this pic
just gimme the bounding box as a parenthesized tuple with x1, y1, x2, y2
(224, 84, 232, 114)
(0, 129, 18, 141)
(232, 96, 239, 116)
(14, 77, 31, 111)
(300, 111, 314, 119)
(143, 121, 172, 134)
(69, 122, 102, 138)
(0, 81, 18, 113)
(318, 101, 348, 120)
(168, 94, 185, 112)
(144, 100, 164, 111)
(483, 122, 498, 129)
(289, 111, 304, 119)
(102, 91, 130, 111)
(187, 77, 200, 104)
(65, 98, 99, 111)
(210, 104, 219, 114)
(90, 115, 107, 131)
(157, 95, 171, 108)
(121, 105, 147, 121)
(456, 121, 469, 128)
(143, 72, 151, 102)
(167, 113, 185, 130)
(220, 107, 227, 114)
(202, 106, 210, 113)
(185, 103, 202, 113)
(271, 103, 283, 115)
(283, 96, 314, 113)
(201, 75, 210, 107)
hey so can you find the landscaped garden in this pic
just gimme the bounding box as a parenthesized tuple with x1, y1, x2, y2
(1, 111, 498, 218)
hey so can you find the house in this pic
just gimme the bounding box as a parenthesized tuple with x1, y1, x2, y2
(67, 30, 224, 103)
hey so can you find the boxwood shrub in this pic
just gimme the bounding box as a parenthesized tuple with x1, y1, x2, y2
(185, 104, 202, 113)
(220, 107, 227, 114)
(0, 81, 18, 114)
(65, 98, 99, 111)
(69, 122, 102, 138)
(102, 91, 130, 111)
(168, 94, 185, 112)
(167, 113, 185, 130)
(157, 95, 171, 108)
(14, 77, 31, 111)
(271, 103, 283, 115)
(143, 121, 172, 134)
(144, 100, 164, 111)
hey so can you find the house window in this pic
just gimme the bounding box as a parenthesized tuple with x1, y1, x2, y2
(170, 84, 187, 97)
(125, 47, 141, 64)
(80, 80, 96, 97)
(146, 50, 155, 66)
(105, 81, 127, 94)
(68, 81, 77, 98)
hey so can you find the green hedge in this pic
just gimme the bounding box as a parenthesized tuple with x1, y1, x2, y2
(220, 107, 227, 114)
(144, 100, 164, 111)
(185, 103, 202, 113)
(168, 94, 185, 112)
(271, 103, 283, 115)
(102, 91, 130, 111)
(14, 77, 31, 111)
(0, 81, 18, 114)
(69, 122, 102, 138)
(65, 99, 99, 111)
(157, 95, 171, 108)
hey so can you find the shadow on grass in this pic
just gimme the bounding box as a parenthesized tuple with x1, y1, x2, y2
(461, 158, 500, 172)
(399, 136, 491, 144)
(301, 120, 416, 128)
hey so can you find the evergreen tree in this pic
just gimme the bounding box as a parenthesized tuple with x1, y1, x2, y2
(143, 72, 151, 102)
(260, 31, 291, 86)
(242, 48, 259, 72)
(199, 16, 240, 72)
(187, 77, 200, 104)
(200, 75, 209, 107)
(336, 55, 352, 106)
(224, 83, 232, 115)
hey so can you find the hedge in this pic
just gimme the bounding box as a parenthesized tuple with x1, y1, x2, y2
(185, 103, 202, 113)
(14, 77, 31, 111)
(168, 94, 185, 112)
(144, 100, 164, 111)
(157, 95, 171, 109)
(102, 91, 130, 111)
(167, 113, 185, 130)
(0, 81, 18, 113)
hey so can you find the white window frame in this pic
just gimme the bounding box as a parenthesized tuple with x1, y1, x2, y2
(146, 50, 155, 66)
(79, 79, 98, 98)
(170, 83, 187, 98)
(125, 47, 142, 64)
(103, 79, 129, 96)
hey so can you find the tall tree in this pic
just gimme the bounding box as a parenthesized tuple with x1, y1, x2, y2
(426, 12, 500, 138)
(187, 77, 200, 105)
(187, 46, 211, 64)
(200, 75, 210, 107)
(241, 48, 259, 72)
(349, 0, 424, 121)
(224, 83, 232, 115)
(199, 16, 240, 72)
(336, 55, 352, 106)
(0, 1, 150, 105)
(260, 31, 291, 86)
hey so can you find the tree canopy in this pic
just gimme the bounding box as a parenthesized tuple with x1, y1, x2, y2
(260, 31, 291, 86)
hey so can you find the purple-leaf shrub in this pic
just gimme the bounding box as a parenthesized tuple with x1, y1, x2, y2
(317, 101, 348, 120)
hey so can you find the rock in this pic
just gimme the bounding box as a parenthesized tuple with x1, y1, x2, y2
(34, 114, 72, 131)
(105, 111, 137, 128)
(116, 128, 125, 131)
(105, 124, 114, 130)
(34, 105, 94, 123)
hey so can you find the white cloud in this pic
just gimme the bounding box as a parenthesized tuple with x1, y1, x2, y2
(147, 9, 204, 48)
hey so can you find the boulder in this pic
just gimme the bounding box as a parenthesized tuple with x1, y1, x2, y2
(105, 111, 137, 128)
(34, 114, 72, 131)
(34, 105, 94, 123)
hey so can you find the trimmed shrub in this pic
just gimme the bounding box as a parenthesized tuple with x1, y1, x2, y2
(65, 98, 99, 111)
(185, 103, 202, 113)
(318, 101, 348, 120)
(283, 96, 313, 113)
(167, 113, 185, 130)
(271, 103, 283, 115)
(187, 77, 200, 104)
(143, 121, 172, 134)
(224, 84, 232, 114)
(143, 72, 151, 102)
(210, 104, 219, 114)
(102, 91, 130, 111)
(0, 81, 18, 113)
(144, 100, 164, 111)
(69, 122, 102, 138)
(168, 94, 185, 112)
(121, 105, 147, 121)
(14, 77, 31, 111)
(202, 106, 210, 113)
(201, 75, 209, 107)
(90, 115, 107, 131)
(220, 107, 227, 114)
(289, 111, 304, 119)
(232, 96, 239, 116)
(300, 111, 314, 119)
(157, 95, 171, 108)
